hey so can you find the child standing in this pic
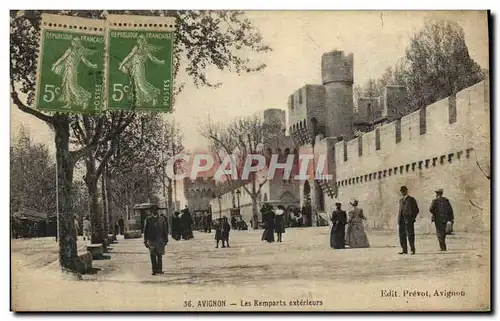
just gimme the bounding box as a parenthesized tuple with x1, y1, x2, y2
(215, 217, 231, 248)
(221, 216, 231, 248)
(215, 218, 222, 248)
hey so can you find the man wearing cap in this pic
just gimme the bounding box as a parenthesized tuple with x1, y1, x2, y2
(430, 189, 454, 251)
(398, 186, 420, 255)
(143, 205, 169, 275)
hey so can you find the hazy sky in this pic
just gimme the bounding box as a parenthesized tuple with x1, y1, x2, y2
(10, 11, 489, 152)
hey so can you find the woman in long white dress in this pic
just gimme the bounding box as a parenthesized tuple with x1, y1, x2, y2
(119, 34, 164, 107)
(345, 198, 370, 248)
(51, 37, 97, 109)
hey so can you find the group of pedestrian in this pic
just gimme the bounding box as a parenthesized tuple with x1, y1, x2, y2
(140, 186, 455, 276)
(260, 203, 286, 243)
(112, 216, 125, 236)
(329, 186, 454, 254)
(171, 206, 195, 241)
(329, 199, 370, 249)
(202, 213, 212, 233)
(398, 186, 454, 254)
(214, 216, 231, 248)
(231, 215, 249, 231)
(287, 207, 303, 227)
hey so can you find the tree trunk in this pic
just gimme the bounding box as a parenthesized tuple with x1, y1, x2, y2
(167, 177, 173, 235)
(251, 196, 259, 230)
(101, 172, 109, 238)
(167, 177, 173, 213)
(85, 157, 104, 244)
(105, 169, 115, 237)
(54, 116, 77, 272)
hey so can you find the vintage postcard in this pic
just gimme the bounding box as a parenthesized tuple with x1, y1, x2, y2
(10, 10, 490, 312)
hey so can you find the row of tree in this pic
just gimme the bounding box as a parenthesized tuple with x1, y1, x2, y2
(10, 127, 86, 218)
(200, 114, 285, 229)
(10, 117, 181, 238)
(354, 18, 486, 114)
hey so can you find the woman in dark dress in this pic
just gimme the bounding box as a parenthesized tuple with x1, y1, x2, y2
(330, 202, 347, 249)
(171, 212, 181, 241)
(261, 203, 275, 243)
(274, 205, 286, 242)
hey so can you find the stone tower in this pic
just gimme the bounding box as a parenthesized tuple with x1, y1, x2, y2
(321, 50, 354, 140)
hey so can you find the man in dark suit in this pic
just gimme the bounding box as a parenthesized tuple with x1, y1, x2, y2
(430, 189, 454, 251)
(143, 205, 169, 275)
(118, 216, 125, 235)
(181, 206, 194, 240)
(398, 186, 419, 255)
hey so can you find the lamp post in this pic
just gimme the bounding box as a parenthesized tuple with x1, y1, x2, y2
(236, 189, 241, 209)
(217, 194, 222, 220)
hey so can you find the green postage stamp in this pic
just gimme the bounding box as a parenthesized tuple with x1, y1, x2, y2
(35, 14, 105, 113)
(106, 15, 176, 112)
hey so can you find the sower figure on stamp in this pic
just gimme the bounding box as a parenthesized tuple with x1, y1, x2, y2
(398, 186, 419, 255)
(430, 189, 454, 251)
(143, 205, 169, 275)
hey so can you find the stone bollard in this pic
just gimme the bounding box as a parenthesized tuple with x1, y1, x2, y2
(75, 251, 93, 274)
(86, 244, 104, 259)
(107, 234, 117, 245)
(124, 230, 142, 239)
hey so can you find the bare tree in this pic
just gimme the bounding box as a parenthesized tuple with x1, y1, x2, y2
(89, 113, 185, 237)
(200, 114, 283, 229)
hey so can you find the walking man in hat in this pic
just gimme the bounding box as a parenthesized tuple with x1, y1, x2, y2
(143, 205, 169, 275)
(429, 189, 454, 251)
(398, 186, 419, 255)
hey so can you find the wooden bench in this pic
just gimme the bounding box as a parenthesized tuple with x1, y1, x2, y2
(124, 230, 142, 239)
(86, 244, 104, 259)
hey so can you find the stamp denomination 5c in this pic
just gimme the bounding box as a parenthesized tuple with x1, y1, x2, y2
(105, 14, 175, 112)
(35, 14, 105, 113)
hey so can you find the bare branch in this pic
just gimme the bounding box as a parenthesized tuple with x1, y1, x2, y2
(469, 199, 484, 212)
(69, 117, 105, 164)
(96, 141, 116, 178)
(258, 178, 267, 192)
(474, 149, 490, 180)
(10, 82, 53, 125)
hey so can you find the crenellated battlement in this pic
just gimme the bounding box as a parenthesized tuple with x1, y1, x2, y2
(183, 177, 216, 194)
(321, 50, 354, 85)
(333, 80, 490, 183)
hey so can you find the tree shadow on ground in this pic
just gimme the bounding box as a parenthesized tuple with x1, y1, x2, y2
(85, 267, 102, 275)
(413, 251, 467, 255)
